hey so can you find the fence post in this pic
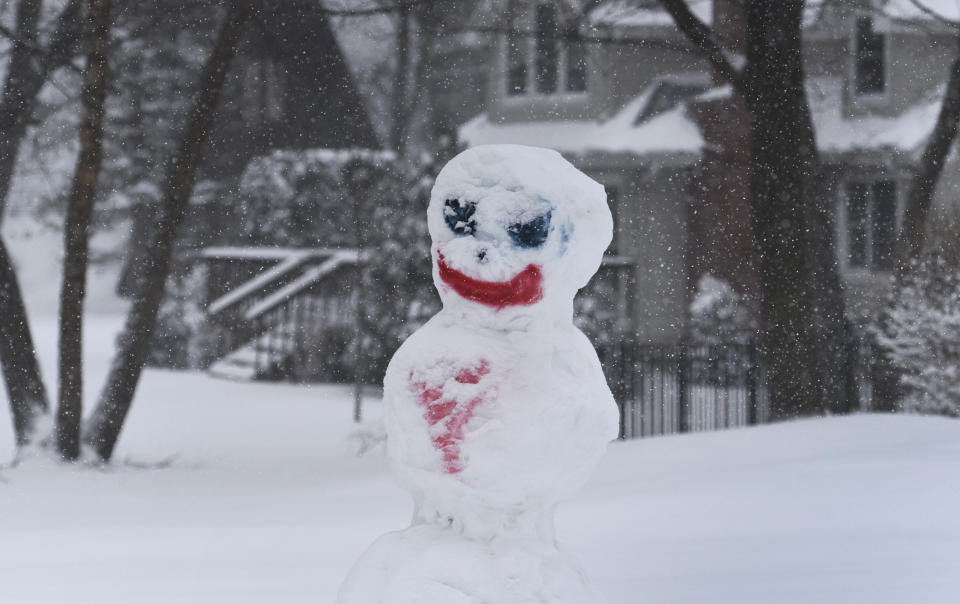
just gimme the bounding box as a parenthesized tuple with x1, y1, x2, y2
(678, 340, 689, 433)
(746, 340, 759, 425)
(618, 340, 635, 439)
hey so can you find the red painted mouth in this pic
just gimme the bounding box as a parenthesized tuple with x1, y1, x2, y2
(437, 253, 543, 309)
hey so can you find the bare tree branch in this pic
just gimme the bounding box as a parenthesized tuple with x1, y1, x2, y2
(656, 0, 744, 90)
(896, 33, 960, 275)
(84, 0, 253, 462)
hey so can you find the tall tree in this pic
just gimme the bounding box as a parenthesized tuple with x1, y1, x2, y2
(658, 0, 856, 417)
(56, 0, 113, 460)
(895, 33, 960, 278)
(0, 0, 82, 448)
(84, 0, 253, 461)
(875, 16, 960, 411)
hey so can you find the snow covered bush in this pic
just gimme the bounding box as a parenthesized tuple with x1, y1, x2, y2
(574, 267, 620, 351)
(149, 265, 208, 369)
(351, 154, 442, 383)
(236, 149, 393, 248)
(689, 273, 756, 344)
(876, 254, 960, 417)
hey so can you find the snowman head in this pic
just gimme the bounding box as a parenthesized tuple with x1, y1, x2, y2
(428, 145, 612, 328)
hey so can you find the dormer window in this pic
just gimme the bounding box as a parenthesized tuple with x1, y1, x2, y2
(506, 3, 587, 97)
(854, 16, 886, 95)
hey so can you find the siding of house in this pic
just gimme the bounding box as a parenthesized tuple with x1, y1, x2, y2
(469, 0, 960, 342)
(611, 166, 692, 343)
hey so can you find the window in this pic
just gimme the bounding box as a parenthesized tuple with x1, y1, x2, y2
(846, 180, 897, 270)
(506, 3, 587, 97)
(854, 16, 885, 95)
(535, 4, 558, 93)
(565, 28, 587, 93)
(507, 32, 528, 95)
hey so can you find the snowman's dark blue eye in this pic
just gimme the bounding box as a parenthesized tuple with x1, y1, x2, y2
(507, 211, 551, 248)
(444, 198, 476, 235)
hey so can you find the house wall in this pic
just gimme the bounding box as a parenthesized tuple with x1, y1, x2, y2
(808, 1, 960, 119)
(593, 164, 691, 343)
(843, 30, 957, 118)
(931, 145, 960, 226)
(484, 0, 709, 124)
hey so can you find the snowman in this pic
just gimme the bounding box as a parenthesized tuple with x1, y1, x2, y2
(337, 145, 619, 604)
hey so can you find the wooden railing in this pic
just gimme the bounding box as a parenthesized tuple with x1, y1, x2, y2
(198, 247, 358, 378)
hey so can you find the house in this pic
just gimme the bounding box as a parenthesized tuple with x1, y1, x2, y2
(185, 0, 958, 427)
(459, 0, 960, 342)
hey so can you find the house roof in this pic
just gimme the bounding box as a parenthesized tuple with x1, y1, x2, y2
(587, 0, 829, 29)
(459, 83, 705, 161)
(588, 0, 712, 29)
(461, 75, 948, 165)
(809, 78, 946, 157)
(883, 0, 960, 22)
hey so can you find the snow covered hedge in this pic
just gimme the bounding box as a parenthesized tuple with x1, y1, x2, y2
(689, 273, 756, 344)
(876, 253, 960, 417)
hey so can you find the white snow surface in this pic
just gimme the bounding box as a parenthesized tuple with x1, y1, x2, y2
(884, 0, 960, 22)
(810, 79, 946, 155)
(2, 361, 959, 602)
(588, 0, 826, 29)
(589, 0, 713, 28)
(463, 77, 946, 161)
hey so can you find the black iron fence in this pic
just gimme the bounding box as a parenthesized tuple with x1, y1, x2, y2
(600, 337, 878, 440)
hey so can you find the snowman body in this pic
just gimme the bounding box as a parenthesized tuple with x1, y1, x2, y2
(337, 145, 618, 604)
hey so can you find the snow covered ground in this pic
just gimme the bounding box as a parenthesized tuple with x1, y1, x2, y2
(1, 222, 959, 603)
(2, 340, 958, 603)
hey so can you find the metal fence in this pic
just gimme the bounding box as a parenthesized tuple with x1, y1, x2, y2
(599, 338, 879, 440)
(600, 341, 767, 439)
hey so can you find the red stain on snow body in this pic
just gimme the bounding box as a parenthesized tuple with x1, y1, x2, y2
(411, 360, 492, 474)
(437, 254, 543, 309)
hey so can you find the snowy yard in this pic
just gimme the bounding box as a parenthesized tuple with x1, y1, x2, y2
(1, 328, 958, 603)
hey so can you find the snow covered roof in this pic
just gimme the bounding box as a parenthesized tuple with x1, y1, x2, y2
(809, 78, 945, 156)
(588, 0, 829, 29)
(883, 0, 960, 22)
(459, 86, 705, 160)
(589, 0, 712, 28)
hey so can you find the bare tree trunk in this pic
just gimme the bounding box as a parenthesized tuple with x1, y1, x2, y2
(741, 0, 822, 417)
(56, 0, 112, 461)
(83, 0, 252, 462)
(0, 0, 83, 224)
(0, 238, 47, 446)
(896, 35, 960, 276)
(0, 0, 82, 447)
(874, 32, 960, 412)
(0, 0, 41, 223)
(390, 1, 412, 154)
(742, 0, 855, 418)
(661, 0, 855, 418)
